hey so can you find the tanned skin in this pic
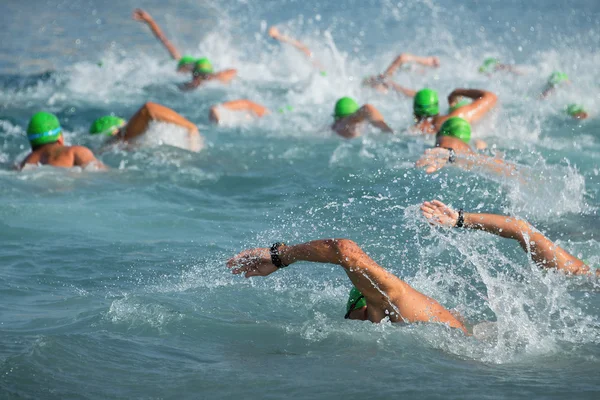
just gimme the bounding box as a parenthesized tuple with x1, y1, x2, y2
(227, 238, 467, 332)
(363, 53, 439, 96)
(209, 100, 269, 124)
(106, 102, 203, 152)
(20, 135, 106, 170)
(415, 88, 498, 135)
(421, 200, 598, 277)
(332, 104, 393, 139)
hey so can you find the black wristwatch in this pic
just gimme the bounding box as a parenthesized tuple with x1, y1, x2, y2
(447, 148, 457, 164)
(456, 209, 465, 228)
(270, 242, 288, 268)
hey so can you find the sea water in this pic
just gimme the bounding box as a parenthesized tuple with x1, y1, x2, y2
(1, 0, 599, 398)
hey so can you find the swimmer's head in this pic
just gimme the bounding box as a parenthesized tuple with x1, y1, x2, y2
(413, 88, 439, 118)
(448, 98, 471, 113)
(177, 55, 197, 72)
(333, 97, 360, 120)
(478, 57, 499, 74)
(89, 116, 126, 136)
(438, 116, 471, 143)
(548, 71, 569, 87)
(27, 112, 62, 148)
(345, 287, 367, 320)
(193, 58, 214, 77)
(566, 104, 588, 119)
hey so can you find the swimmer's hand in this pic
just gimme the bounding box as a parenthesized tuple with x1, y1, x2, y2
(268, 26, 281, 39)
(420, 200, 459, 228)
(227, 248, 278, 278)
(425, 56, 440, 68)
(132, 8, 152, 22)
(415, 147, 451, 174)
(363, 74, 386, 86)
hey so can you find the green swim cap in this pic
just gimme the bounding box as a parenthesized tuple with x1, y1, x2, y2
(548, 71, 569, 87)
(177, 55, 197, 69)
(566, 104, 586, 116)
(449, 98, 471, 113)
(278, 105, 294, 113)
(413, 88, 439, 117)
(194, 57, 214, 75)
(346, 287, 367, 314)
(334, 97, 360, 120)
(89, 116, 126, 136)
(438, 116, 472, 143)
(26, 112, 62, 147)
(479, 57, 499, 73)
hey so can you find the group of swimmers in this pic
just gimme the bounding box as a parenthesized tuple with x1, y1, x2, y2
(17, 9, 596, 335)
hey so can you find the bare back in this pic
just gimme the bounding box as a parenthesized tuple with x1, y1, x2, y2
(21, 143, 103, 170)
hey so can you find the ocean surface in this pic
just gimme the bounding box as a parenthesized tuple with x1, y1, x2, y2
(1, 0, 599, 398)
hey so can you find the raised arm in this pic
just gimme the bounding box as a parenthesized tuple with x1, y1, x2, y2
(445, 88, 498, 125)
(416, 147, 517, 177)
(383, 53, 439, 77)
(227, 239, 466, 330)
(209, 99, 269, 123)
(123, 102, 198, 140)
(385, 80, 417, 98)
(268, 26, 324, 70)
(133, 9, 181, 60)
(421, 200, 597, 277)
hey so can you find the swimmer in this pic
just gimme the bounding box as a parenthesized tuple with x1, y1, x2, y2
(209, 100, 269, 124)
(89, 102, 203, 152)
(566, 104, 588, 120)
(415, 117, 515, 176)
(20, 112, 105, 170)
(363, 53, 440, 96)
(540, 71, 569, 99)
(179, 58, 237, 90)
(412, 88, 497, 135)
(132, 8, 197, 73)
(227, 239, 467, 332)
(421, 200, 598, 277)
(478, 57, 522, 76)
(268, 26, 326, 75)
(331, 97, 393, 138)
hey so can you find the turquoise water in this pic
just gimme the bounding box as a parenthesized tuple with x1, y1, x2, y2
(1, 0, 600, 398)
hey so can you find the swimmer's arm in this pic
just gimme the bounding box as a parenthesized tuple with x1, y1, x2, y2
(73, 146, 107, 170)
(385, 80, 417, 98)
(496, 64, 523, 75)
(123, 102, 198, 141)
(447, 88, 498, 124)
(209, 100, 268, 123)
(416, 147, 517, 176)
(421, 200, 596, 277)
(355, 104, 393, 133)
(383, 53, 439, 77)
(228, 239, 467, 330)
(132, 9, 181, 60)
(213, 69, 238, 83)
(268, 26, 324, 70)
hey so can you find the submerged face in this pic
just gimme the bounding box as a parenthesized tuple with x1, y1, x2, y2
(177, 63, 195, 74)
(346, 305, 368, 320)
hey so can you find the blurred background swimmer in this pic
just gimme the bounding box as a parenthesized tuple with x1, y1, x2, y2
(89, 102, 203, 152)
(363, 52, 439, 96)
(208, 100, 269, 124)
(132, 8, 198, 73)
(331, 97, 393, 138)
(412, 88, 498, 135)
(21, 112, 106, 170)
(179, 58, 237, 90)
